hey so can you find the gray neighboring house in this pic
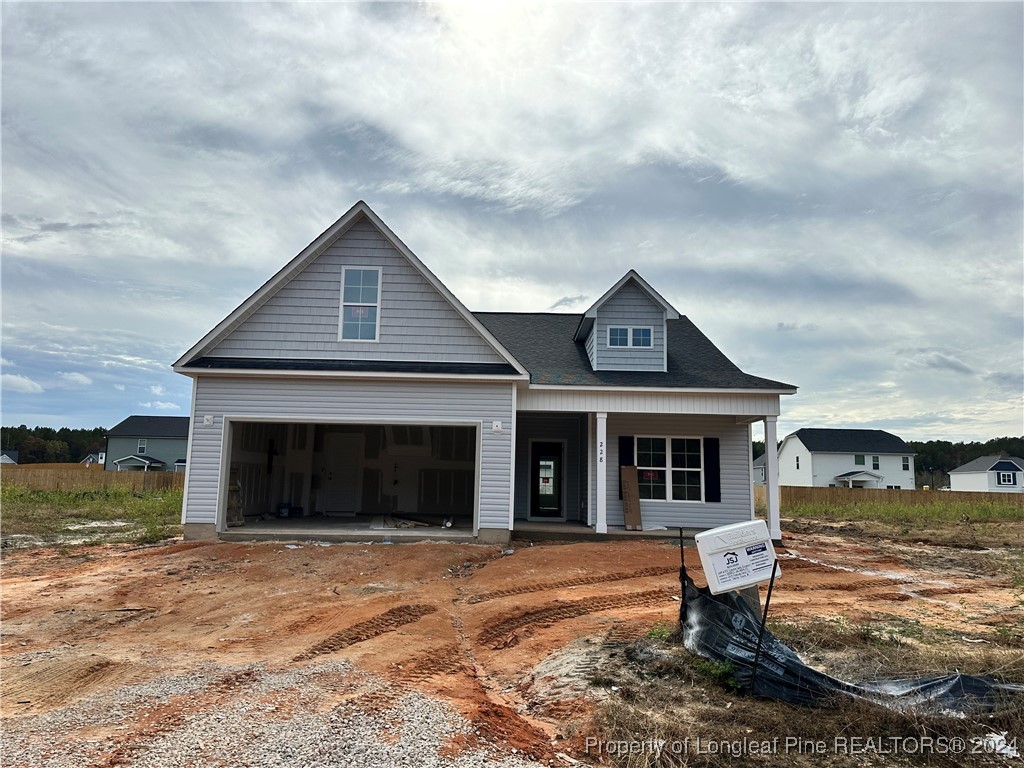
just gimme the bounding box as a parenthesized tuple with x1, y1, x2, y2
(105, 416, 190, 472)
(0, 449, 18, 465)
(752, 453, 766, 484)
(173, 201, 796, 542)
(949, 456, 1024, 493)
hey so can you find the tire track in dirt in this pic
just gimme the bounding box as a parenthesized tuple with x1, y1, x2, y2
(914, 585, 976, 598)
(464, 565, 679, 604)
(391, 645, 469, 683)
(293, 604, 437, 661)
(3, 655, 129, 711)
(477, 590, 673, 648)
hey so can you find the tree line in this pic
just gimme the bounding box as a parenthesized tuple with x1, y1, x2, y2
(1, 425, 107, 464)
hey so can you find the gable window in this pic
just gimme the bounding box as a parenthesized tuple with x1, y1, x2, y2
(872, 456, 880, 470)
(854, 454, 865, 466)
(608, 326, 654, 348)
(137, 439, 147, 455)
(795, 456, 800, 470)
(902, 457, 910, 471)
(998, 472, 1017, 486)
(340, 267, 381, 341)
(635, 436, 703, 502)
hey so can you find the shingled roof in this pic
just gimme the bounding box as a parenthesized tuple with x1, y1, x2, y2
(107, 416, 190, 439)
(474, 313, 795, 390)
(949, 455, 1024, 474)
(790, 428, 914, 454)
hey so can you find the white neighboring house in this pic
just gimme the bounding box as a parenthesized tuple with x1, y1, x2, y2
(948, 456, 1024, 493)
(777, 428, 916, 489)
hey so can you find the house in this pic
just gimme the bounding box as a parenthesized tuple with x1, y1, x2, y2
(105, 416, 190, 472)
(948, 456, 1024, 493)
(173, 201, 796, 543)
(0, 449, 18, 465)
(80, 452, 106, 467)
(752, 453, 766, 484)
(777, 428, 916, 489)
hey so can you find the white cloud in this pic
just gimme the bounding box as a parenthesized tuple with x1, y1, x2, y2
(58, 371, 93, 386)
(149, 384, 166, 396)
(139, 400, 180, 410)
(2, 373, 44, 393)
(114, 383, 126, 391)
(0, 357, 15, 368)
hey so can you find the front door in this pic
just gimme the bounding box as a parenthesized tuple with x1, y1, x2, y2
(530, 442, 564, 520)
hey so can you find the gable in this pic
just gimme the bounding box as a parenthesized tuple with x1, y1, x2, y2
(591, 280, 666, 372)
(175, 203, 523, 373)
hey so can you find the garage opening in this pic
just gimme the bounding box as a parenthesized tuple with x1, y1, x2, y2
(224, 422, 477, 533)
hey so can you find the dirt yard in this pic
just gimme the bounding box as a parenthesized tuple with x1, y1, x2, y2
(2, 527, 1022, 767)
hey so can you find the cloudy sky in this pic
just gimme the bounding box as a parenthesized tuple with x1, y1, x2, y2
(2, 2, 1021, 443)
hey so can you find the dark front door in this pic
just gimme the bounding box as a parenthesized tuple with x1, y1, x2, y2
(530, 442, 564, 519)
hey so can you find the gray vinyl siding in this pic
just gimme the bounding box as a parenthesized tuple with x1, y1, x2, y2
(209, 219, 506, 364)
(585, 328, 597, 369)
(104, 437, 187, 471)
(594, 281, 665, 372)
(513, 413, 587, 522)
(600, 414, 752, 529)
(184, 376, 514, 529)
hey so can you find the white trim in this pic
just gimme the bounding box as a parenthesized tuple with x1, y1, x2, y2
(526, 438, 568, 521)
(508, 384, 517, 531)
(580, 270, 680, 322)
(606, 325, 654, 349)
(525, 384, 797, 395)
(595, 412, 607, 534)
(180, 377, 198, 525)
(174, 366, 527, 383)
(764, 416, 781, 540)
(215, 415, 486, 534)
(174, 201, 527, 376)
(338, 265, 381, 343)
(633, 435, 705, 503)
(587, 413, 594, 527)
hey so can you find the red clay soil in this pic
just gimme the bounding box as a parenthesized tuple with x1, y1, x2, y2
(2, 531, 1020, 762)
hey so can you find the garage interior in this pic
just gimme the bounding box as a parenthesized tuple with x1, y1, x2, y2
(225, 422, 477, 533)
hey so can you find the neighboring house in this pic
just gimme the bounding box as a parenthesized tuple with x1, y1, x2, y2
(948, 456, 1024, 493)
(752, 453, 766, 484)
(777, 428, 916, 489)
(0, 449, 18, 465)
(105, 416, 190, 472)
(80, 452, 106, 467)
(173, 201, 796, 542)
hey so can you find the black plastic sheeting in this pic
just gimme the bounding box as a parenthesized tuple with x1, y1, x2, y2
(679, 567, 1024, 715)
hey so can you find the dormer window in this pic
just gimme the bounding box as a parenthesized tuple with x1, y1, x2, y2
(608, 326, 653, 348)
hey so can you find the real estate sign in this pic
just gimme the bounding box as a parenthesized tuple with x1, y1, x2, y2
(694, 519, 780, 595)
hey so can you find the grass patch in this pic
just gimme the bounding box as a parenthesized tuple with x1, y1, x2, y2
(785, 498, 1021, 526)
(0, 484, 183, 547)
(589, 630, 1024, 767)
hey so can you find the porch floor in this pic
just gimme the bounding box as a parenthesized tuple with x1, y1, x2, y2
(218, 514, 475, 543)
(512, 520, 699, 542)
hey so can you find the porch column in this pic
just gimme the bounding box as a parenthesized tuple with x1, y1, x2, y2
(595, 412, 608, 534)
(764, 415, 781, 541)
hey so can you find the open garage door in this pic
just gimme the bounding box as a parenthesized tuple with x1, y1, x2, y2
(225, 422, 478, 534)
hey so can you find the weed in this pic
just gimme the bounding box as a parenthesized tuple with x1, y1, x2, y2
(691, 658, 740, 692)
(646, 623, 674, 641)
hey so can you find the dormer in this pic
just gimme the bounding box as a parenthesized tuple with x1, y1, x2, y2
(573, 270, 679, 372)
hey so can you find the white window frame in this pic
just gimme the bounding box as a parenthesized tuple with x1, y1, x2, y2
(872, 455, 880, 470)
(137, 439, 147, 454)
(339, 266, 381, 342)
(902, 457, 910, 471)
(997, 472, 1016, 486)
(634, 435, 704, 503)
(607, 326, 654, 348)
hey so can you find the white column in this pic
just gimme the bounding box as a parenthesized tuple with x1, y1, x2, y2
(764, 415, 781, 541)
(596, 412, 608, 534)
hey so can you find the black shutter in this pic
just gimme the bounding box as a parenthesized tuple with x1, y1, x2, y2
(704, 438, 721, 503)
(618, 435, 634, 500)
